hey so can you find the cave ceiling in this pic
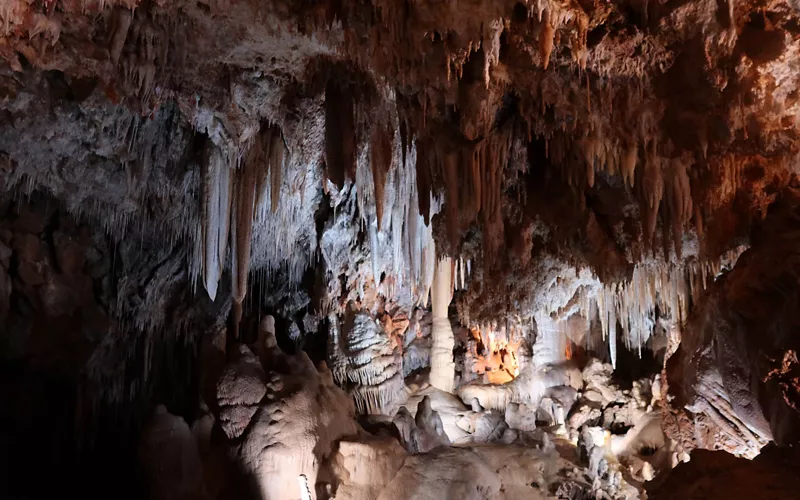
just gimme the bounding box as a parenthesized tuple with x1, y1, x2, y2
(1, 0, 799, 329)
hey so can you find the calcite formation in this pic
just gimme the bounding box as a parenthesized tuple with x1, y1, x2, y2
(2, 0, 800, 498)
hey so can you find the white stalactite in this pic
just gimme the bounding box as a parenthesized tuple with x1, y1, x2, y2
(578, 246, 746, 368)
(201, 146, 233, 301)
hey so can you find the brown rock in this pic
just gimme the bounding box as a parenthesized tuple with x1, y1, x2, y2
(12, 233, 42, 262)
(9, 200, 51, 234)
(38, 274, 76, 316)
(53, 231, 86, 275)
(0, 265, 10, 323)
(0, 239, 11, 268)
(647, 446, 800, 500)
(17, 259, 44, 286)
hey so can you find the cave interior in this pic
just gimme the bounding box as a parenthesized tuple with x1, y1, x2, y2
(1, 0, 800, 499)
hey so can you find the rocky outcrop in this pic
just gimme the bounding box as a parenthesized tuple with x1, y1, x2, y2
(328, 440, 561, 500)
(216, 319, 360, 500)
(392, 395, 451, 454)
(648, 445, 800, 500)
(665, 183, 800, 457)
(328, 311, 404, 415)
(458, 360, 582, 411)
(138, 405, 207, 500)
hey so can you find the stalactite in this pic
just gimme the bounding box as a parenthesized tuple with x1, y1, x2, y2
(231, 125, 281, 332)
(539, 10, 555, 70)
(442, 149, 460, 250)
(107, 7, 132, 66)
(471, 146, 483, 218)
(232, 144, 258, 307)
(201, 143, 233, 301)
(268, 127, 284, 214)
(578, 247, 746, 363)
(641, 152, 664, 249)
(479, 131, 511, 261)
(370, 122, 392, 230)
(199, 123, 285, 310)
(415, 138, 433, 225)
(328, 312, 403, 415)
(665, 160, 693, 259)
(325, 80, 356, 189)
(484, 19, 504, 87)
(532, 312, 568, 366)
(622, 144, 637, 188)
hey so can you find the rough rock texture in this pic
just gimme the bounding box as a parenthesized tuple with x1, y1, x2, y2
(231, 324, 361, 500)
(330, 441, 560, 500)
(648, 445, 800, 500)
(329, 311, 404, 415)
(216, 344, 267, 440)
(138, 405, 206, 500)
(3, 0, 796, 353)
(665, 182, 800, 457)
(458, 360, 582, 410)
(0, 192, 220, 499)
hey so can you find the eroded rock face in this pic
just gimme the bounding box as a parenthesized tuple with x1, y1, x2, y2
(138, 405, 206, 500)
(665, 184, 800, 457)
(328, 311, 404, 415)
(214, 322, 360, 500)
(216, 344, 267, 440)
(2, 0, 796, 342)
(458, 360, 583, 411)
(392, 395, 451, 454)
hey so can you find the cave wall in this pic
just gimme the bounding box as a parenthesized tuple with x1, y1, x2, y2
(665, 181, 800, 457)
(0, 190, 225, 499)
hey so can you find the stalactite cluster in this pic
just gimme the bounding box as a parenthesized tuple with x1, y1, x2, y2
(577, 246, 747, 367)
(197, 123, 285, 327)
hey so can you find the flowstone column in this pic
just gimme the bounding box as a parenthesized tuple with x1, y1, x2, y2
(532, 312, 568, 367)
(430, 257, 456, 393)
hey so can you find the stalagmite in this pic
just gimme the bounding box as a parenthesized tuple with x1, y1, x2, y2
(430, 256, 456, 393)
(138, 405, 205, 500)
(328, 312, 403, 414)
(6, 0, 800, 497)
